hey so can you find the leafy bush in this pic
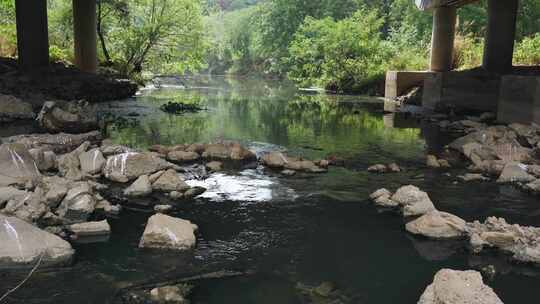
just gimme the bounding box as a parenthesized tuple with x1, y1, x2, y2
(453, 34, 484, 70)
(287, 9, 390, 94)
(514, 33, 540, 65)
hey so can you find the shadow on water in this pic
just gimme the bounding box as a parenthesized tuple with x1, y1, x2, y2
(2, 76, 540, 304)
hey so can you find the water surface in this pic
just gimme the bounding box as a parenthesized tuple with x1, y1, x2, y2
(2, 77, 540, 304)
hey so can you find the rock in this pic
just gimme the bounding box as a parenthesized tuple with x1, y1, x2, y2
(0, 214, 74, 269)
(496, 162, 536, 184)
(458, 173, 490, 182)
(154, 205, 173, 214)
(167, 151, 200, 163)
(139, 214, 198, 251)
(369, 188, 399, 208)
(406, 211, 467, 239)
(281, 169, 296, 176)
(149, 170, 165, 183)
(285, 160, 325, 173)
(202, 142, 256, 161)
(124, 175, 152, 197)
(37, 100, 99, 134)
(56, 182, 96, 223)
(426, 155, 441, 168)
(150, 284, 192, 304)
(367, 164, 388, 173)
(524, 179, 540, 194)
(169, 191, 184, 200)
(79, 148, 106, 175)
(1, 131, 102, 154)
(28, 149, 57, 172)
(68, 220, 110, 237)
(103, 152, 173, 182)
(0, 187, 28, 208)
(466, 217, 540, 264)
(3, 188, 48, 223)
(261, 151, 288, 168)
(418, 269, 503, 304)
(0, 143, 41, 187)
(391, 185, 436, 217)
(57, 142, 91, 181)
(438, 159, 451, 168)
(152, 169, 189, 192)
(0, 94, 35, 122)
(95, 200, 121, 216)
(183, 186, 206, 199)
(44, 183, 69, 208)
(313, 282, 335, 297)
(387, 163, 401, 172)
(205, 161, 223, 172)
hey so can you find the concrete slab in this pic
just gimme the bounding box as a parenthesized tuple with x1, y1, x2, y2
(385, 71, 431, 100)
(497, 75, 540, 124)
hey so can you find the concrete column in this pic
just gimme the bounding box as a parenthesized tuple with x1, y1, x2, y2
(483, 0, 519, 74)
(73, 0, 98, 73)
(430, 6, 457, 72)
(14, 0, 49, 69)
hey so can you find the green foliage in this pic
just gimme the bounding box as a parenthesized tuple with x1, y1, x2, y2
(287, 10, 390, 93)
(514, 33, 540, 65)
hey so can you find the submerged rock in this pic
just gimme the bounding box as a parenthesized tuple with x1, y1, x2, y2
(0, 214, 74, 269)
(458, 173, 490, 182)
(406, 211, 466, 239)
(139, 214, 198, 251)
(391, 185, 436, 217)
(418, 269, 503, 304)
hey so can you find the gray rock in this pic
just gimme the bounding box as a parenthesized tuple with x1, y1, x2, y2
(124, 175, 152, 197)
(183, 186, 206, 199)
(57, 142, 90, 181)
(68, 220, 110, 237)
(79, 148, 106, 175)
(261, 151, 288, 168)
(418, 269, 503, 304)
(406, 211, 466, 239)
(497, 162, 536, 184)
(152, 169, 189, 192)
(154, 205, 173, 214)
(369, 188, 399, 207)
(391, 185, 436, 217)
(0, 214, 74, 269)
(37, 101, 98, 134)
(1, 131, 102, 154)
(0, 94, 35, 122)
(202, 142, 256, 161)
(167, 151, 200, 163)
(524, 179, 540, 194)
(139, 214, 198, 251)
(56, 182, 96, 223)
(367, 164, 388, 173)
(103, 152, 173, 182)
(150, 284, 192, 304)
(205, 161, 223, 172)
(0, 143, 41, 187)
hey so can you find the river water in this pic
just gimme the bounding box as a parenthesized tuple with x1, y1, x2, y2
(2, 77, 540, 303)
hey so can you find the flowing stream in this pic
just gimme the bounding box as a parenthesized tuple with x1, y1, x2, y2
(2, 76, 540, 303)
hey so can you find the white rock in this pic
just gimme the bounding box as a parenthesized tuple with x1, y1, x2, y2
(406, 211, 466, 239)
(68, 220, 110, 237)
(391, 185, 436, 217)
(139, 214, 197, 251)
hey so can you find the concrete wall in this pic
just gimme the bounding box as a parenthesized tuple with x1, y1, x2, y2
(498, 75, 540, 124)
(385, 71, 431, 100)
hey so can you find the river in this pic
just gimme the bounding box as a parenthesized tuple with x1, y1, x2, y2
(2, 76, 540, 303)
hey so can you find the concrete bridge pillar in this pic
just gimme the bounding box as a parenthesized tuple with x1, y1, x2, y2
(430, 6, 457, 72)
(73, 0, 98, 73)
(483, 0, 519, 74)
(14, 0, 49, 69)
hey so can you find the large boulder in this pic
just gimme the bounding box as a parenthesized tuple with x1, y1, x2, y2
(103, 152, 173, 182)
(29, 148, 57, 172)
(124, 175, 152, 197)
(37, 101, 98, 134)
(496, 162, 536, 184)
(0, 143, 41, 187)
(202, 142, 256, 161)
(406, 211, 466, 239)
(0, 214, 74, 269)
(57, 142, 90, 181)
(418, 269, 503, 304)
(139, 214, 198, 251)
(391, 185, 436, 217)
(1, 131, 102, 154)
(0, 94, 35, 122)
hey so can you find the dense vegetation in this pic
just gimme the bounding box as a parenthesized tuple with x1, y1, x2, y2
(1, 0, 539, 93)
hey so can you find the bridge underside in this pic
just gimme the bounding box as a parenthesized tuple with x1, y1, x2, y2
(14, 0, 97, 73)
(387, 0, 540, 125)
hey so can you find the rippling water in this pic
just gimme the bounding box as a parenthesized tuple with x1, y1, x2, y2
(2, 76, 540, 304)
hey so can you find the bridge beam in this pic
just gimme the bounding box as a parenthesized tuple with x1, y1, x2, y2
(483, 0, 519, 74)
(73, 0, 98, 73)
(14, 0, 49, 69)
(430, 6, 457, 72)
